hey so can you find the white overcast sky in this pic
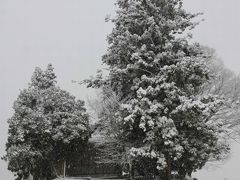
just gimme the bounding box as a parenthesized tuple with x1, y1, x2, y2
(0, 0, 240, 179)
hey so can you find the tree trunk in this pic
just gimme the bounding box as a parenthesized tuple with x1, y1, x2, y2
(165, 155, 171, 180)
(129, 162, 133, 180)
(63, 160, 66, 179)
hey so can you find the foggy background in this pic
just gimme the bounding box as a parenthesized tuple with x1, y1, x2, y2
(0, 0, 240, 179)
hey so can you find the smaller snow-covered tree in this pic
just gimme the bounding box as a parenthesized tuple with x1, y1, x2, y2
(4, 64, 90, 180)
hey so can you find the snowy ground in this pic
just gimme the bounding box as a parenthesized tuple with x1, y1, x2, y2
(55, 177, 125, 180)
(55, 177, 194, 180)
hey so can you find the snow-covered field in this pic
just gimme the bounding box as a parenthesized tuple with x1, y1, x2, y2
(55, 177, 125, 180)
(55, 177, 195, 180)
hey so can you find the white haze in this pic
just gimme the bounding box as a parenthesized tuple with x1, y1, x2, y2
(1, 0, 240, 179)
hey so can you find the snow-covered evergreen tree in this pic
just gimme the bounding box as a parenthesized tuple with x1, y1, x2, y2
(87, 0, 229, 179)
(4, 64, 90, 180)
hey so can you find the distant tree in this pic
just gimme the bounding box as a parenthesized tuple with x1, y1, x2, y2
(203, 47, 240, 129)
(86, 0, 229, 179)
(4, 64, 90, 180)
(88, 86, 131, 172)
(201, 47, 240, 141)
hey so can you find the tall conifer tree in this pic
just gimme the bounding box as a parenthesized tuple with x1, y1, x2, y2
(88, 0, 229, 179)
